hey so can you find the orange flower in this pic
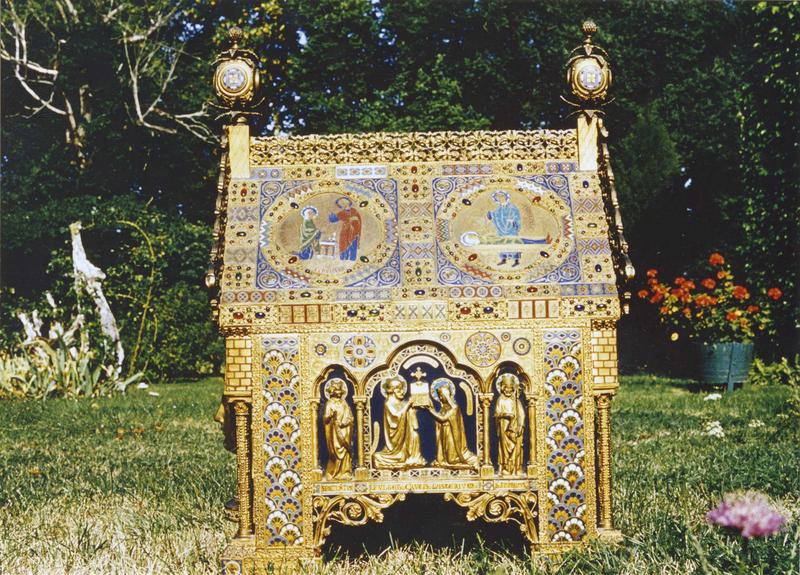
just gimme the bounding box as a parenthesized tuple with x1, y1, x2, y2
(695, 294, 715, 307)
(701, 278, 716, 290)
(650, 292, 665, 304)
(682, 307, 691, 318)
(746, 305, 760, 313)
(647, 277, 658, 286)
(739, 318, 750, 329)
(725, 310, 739, 322)
(646, 269, 658, 278)
(767, 287, 782, 300)
(683, 280, 696, 291)
(637, 289, 649, 299)
(717, 270, 730, 280)
(709, 253, 725, 266)
(732, 285, 750, 300)
(671, 287, 686, 299)
(674, 276, 686, 286)
(659, 305, 670, 315)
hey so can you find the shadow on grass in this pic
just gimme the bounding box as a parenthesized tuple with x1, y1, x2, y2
(321, 493, 527, 560)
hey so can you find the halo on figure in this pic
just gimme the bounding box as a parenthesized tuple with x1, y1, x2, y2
(301, 205, 318, 219)
(323, 377, 349, 400)
(335, 196, 353, 209)
(380, 375, 407, 398)
(491, 190, 510, 204)
(495, 372, 520, 395)
(430, 377, 456, 405)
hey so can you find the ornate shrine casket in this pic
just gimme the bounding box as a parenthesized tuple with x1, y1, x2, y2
(208, 22, 633, 574)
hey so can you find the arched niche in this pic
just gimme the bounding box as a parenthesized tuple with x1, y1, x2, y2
(311, 364, 358, 479)
(360, 340, 484, 473)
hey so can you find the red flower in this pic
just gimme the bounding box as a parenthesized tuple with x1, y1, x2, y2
(671, 287, 686, 298)
(674, 276, 686, 286)
(709, 253, 725, 266)
(767, 287, 782, 301)
(647, 277, 658, 286)
(717, 270, 730, 280)
(682, 307, 692, 318)
(701, 278, 716, 290)
(646, 269, 658, 278)
(725, 311, 739, 322)
(683, 280, 696, 291)
(732, 285, 750, 300)
(650, 292, 665, 304)
(746, 305, 760, 313)
(659, 305, 670, 315)
(637, 289, 649, 299)
(695, 294, 715, 308)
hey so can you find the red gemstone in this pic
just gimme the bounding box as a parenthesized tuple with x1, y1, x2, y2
(527, 286, 538, 293)
(233, 312, 244, 320)
(468, 254, 478, 261)
(412, 226, 422, 232)
(288, 256, 298, 264)
(411, 166, 418, 173)
(460, 307, 471, 315)
(412, 184, 419, 192)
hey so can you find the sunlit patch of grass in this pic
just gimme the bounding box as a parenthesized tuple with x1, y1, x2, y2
(1, 377, 798, 574)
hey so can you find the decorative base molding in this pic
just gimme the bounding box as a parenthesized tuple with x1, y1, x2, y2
(444, 491, 538, 544)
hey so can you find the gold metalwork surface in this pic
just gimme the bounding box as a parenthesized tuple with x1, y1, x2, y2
(312, 494, 406, 548)
(250, 129, 577, 166)
(444, 491, 538, 544)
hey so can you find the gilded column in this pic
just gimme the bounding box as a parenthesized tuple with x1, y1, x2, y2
(479, 394, 493, 476)
(310, 398, 321, 481)
(596, 393, 614, 529)
(233, 400, 252, 538)
(354, 396, 367, 479)
(526, 393, 537, 476)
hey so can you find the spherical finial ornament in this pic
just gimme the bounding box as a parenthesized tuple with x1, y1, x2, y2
(214, 26, 260, 111)
(228, 26, 243, 47)
(566, 19, 611, 104)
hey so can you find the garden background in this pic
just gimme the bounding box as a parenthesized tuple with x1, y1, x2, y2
(1, 1, 798, 574)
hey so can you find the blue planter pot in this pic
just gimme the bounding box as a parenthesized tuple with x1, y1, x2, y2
(694, 342, 754, 391)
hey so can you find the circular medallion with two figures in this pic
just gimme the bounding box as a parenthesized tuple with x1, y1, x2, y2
(259, 182, 398, 288)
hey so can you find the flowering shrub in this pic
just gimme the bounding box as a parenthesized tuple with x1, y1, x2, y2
(638, 253, 783, 342)
(707, 492, 786, 539)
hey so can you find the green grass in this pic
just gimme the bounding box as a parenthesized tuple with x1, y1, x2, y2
(1, 377, 798, 574)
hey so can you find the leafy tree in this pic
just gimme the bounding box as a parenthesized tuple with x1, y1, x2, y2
(728, 1, 799, 352)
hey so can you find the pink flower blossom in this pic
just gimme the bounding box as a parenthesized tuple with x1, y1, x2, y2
(707, 493, 787, 539)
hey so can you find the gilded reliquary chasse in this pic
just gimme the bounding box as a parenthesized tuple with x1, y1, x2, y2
(209, 21, 633, 574)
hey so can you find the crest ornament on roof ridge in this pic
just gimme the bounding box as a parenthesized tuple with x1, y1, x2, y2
(565, 20, 612, 106)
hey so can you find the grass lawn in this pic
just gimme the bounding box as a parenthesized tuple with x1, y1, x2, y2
(1, 376, 798, 574)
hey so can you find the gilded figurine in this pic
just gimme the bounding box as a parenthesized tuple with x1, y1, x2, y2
(373, 376, 426, 469)
(494, 373, 525, 475)
(427, 378, 478, 468)
(323, 378, 354, 479)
